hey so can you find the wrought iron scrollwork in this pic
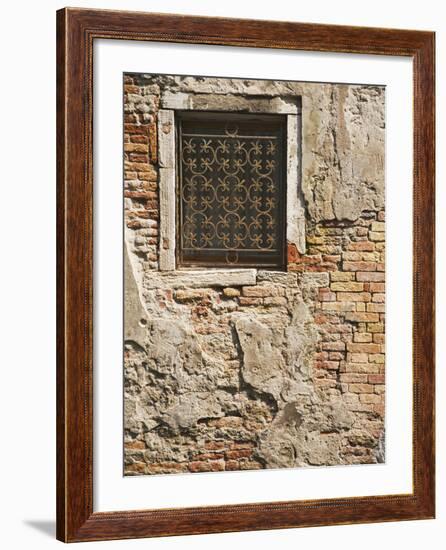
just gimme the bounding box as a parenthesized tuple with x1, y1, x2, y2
(178, 114, 285, 268)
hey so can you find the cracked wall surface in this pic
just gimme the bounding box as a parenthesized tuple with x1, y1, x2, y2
(123, 74, 386, 475)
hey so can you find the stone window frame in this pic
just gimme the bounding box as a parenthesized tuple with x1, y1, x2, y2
(157, 91, 305, 284)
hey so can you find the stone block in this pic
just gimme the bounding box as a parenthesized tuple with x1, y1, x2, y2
(158, 109, 175, 168)
(158, 168, 175, 271)
(223, 287, 241, 298)
(369, 231, 385, 241)
(371, 221, 385, 232)
(331, 282, 364, 292)
(145, 269, 257, 289)
(256, 271, 298, 286)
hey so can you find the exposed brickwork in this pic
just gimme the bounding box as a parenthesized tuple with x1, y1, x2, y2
(124, 75, 160, 272)
(303, 215, 386, 465)
(123, 74, 385, 475)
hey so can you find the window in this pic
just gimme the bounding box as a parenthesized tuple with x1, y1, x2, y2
(177, 112, 287, 268)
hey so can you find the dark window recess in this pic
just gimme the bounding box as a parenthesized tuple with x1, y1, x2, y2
(177, 112, 286, 268)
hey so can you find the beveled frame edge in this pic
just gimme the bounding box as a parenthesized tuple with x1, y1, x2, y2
(56, 7, 435, 543)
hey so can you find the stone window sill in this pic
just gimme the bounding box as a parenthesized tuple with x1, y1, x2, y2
(145, 268, 257, 289)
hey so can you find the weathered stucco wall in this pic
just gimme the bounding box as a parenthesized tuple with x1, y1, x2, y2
(123, 74, 385, 475)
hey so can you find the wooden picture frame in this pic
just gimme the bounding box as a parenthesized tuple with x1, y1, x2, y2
(56, 7, 435, 542)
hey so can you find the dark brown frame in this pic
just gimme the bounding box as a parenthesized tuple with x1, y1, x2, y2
(57, 7, 435, 543)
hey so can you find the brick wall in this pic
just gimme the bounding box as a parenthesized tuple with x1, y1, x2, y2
(123, 74, 385, 475)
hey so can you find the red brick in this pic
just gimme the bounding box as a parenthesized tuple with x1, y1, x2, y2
(367, 303, 385, 313)
(124, 143, 149, 153)
(348, 241, 376, 251)
(287, 243, 299, 263)
(347, 342, 381, 353)
(225, 460, 241, 470)
(124, 123, 149, 135)
(208, 417, 244, 428)
(124, 190, 156, 200)
(137, 171, 158, 182)
(188, 461, 215, 473)
(124, 114, 138, 123)
(239, 297, 263, 306)
(331, 282, 364, 292)
(322, 254, 341, 263)
(348, 353, 368, 363)
(342, 252, 362, 261)
(126, 219, 146, 230)
(315, 379, 337, 388)
(321, 341, 345, 352)
(340, 373, 368, 383)
(148, 122, 158, 163)
(345, 312, 379, 322)
(318, 288, 336, 301)
(374, 404, 385, 417)
(343, 261, 377, 272)
(337, 292, 371, 302)
(314, 314, 329, 324)
(360, 393, 382, 404)
(325, 324, 352, 333)
(124, 171, 137, 179)
(369, 354, 385, 364)
(315, 361, 340, 371)
(125, 440, 146, 450)
(146, 462, 187, 473)
(343, 363, 380, 374)
(229, 441, 254, 450)
(370, 282, 385, 292)
(368, 323, 384, 333)
(331, 272, 354, 282)
(124, 84, 140, 93)
(175, 289, 210, 302)
(193, 452, 224, 461)
(204, 441, 226, 450)
(225, 449, 252, 460)
(368, 374, 385, 384)
(242, 286, 278, 298)
(129, 153, 149, 163)
(130, 134, 149, 144)
(354, 332, 372, 343)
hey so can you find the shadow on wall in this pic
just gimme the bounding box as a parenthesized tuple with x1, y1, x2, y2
(23, 520, 55, 538)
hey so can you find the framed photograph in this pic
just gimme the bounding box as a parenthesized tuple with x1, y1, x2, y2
(56, 8, 435, 542)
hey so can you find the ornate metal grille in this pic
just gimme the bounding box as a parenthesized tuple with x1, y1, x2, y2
(177, 113, 286, 268)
